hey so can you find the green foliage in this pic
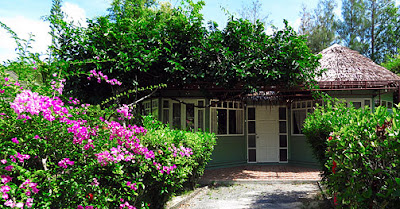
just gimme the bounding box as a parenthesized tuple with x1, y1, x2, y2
(48, 0, 322, 103)
(303, 99, 400, 208)
(382, 54, 400, 75)
(298, 0, 337, 53)
(337, 0, 369, 55)
(0, 66, 216, 208)
(139, 116, 217, 207)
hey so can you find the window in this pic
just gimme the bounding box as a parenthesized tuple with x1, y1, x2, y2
(292, 101, 313, 135)
(345, 98, 372, 110)
(162, 99, 205, 131)
(375, 99, 393, 109)
(162, 100, 169, 124)
(143, 99, 159, 118)
(210, 101, 244, 135)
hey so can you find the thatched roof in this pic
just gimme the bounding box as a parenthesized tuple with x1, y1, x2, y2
(317, 44, 400, 89)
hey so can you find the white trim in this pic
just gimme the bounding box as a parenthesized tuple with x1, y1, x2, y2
(291, 100, 313, 136)
(246, 105, 288, 163)
(278, 106, 288, 163)
(209, 100, 245, 136)
(247, 106, 257, 163)
(162, 98, 205, 131)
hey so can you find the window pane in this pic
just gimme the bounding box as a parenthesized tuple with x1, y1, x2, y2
(279, 107, 286, 120)
(279, 135, 287, 147)
(229, 102, 233, 108)
(248, 121, 256, 134)
(382, 101, 387, 107)
(292, 110, 306, 134)
(279, 149, 288, 161)
(163, 100, 169, 109)
(186, 103, 195, 131)
(229, 110, 237, 134)
(198, 110, 204, 131)
(301, 102, 306, 108)
(248, 135, 256, 148)
(248, 108, 255, 120)
(279, 121, 287, 133)
(364, 100, 370, 107)
(235, 110, 243, 134)
(211, 109, 217, 133)
(162, 109, 169, 124)
(198, 100, 204, 107)
(173, 103, 181, 129)
(388, 102, 393, 109)
(248, 149, 256, 162)
(307, 101, 312, 108)
(217, 109, 227, 134)
(353, 102, 361, 109)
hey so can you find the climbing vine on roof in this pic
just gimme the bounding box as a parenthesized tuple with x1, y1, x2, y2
(49, 0, 322, 103)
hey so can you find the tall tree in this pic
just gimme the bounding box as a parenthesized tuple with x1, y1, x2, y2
(364, 0, 400, 62)
(298, 0, 338, 53)
(238, 0, 271, 26)
(298, 4, 313, 36)
(337, 0, 369, 55)
(337, 0, 400, 63)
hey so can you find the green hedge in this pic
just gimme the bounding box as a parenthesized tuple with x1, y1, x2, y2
(137, 116, 217, 208)
(303, 100, 400, 208)
(0, 76, 216, 208)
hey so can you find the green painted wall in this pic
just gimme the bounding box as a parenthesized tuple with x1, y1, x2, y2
(207, 135, 247, 167)
(289, 136, 318, 165)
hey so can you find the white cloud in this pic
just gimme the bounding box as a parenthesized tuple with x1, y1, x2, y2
(62, 2, 88, 27)
(0, 16, 51, 62)
(290, 17, 302, 33)
(0, 2, 89, 62)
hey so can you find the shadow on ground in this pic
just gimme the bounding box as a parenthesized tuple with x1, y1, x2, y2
(250, 189, 332, 209)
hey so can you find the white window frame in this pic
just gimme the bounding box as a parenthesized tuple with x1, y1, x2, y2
(162, 98, 205, 131)
(344, 98, 372, 109)
(291, 100, 314, 136)
(210, 100, 244, 136)
(143, 99, 159, 118)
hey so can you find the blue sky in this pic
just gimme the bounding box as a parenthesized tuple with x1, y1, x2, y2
(0, 0, 331, 62)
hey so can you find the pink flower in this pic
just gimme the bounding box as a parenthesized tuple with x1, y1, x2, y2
(4, 77, 9, 82)
(34, 135, 40, 139)
(58, 158, 74, 169)
(4, 199, 15, 207)
(15, 202, 24, 208)
(0, 89, 4, 94)
(77, 206, 84, 209)
(26, 198, 33, 208)
(0, 159, 6, 164)
(91, 178, 100, 187)
(11, 137, 19, 144)
(4, 166, 13, 171)
(1, 175, 12, 184)
(0, 185, 11, 193)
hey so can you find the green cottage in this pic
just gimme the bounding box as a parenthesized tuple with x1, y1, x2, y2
(140, 44, 400, 168)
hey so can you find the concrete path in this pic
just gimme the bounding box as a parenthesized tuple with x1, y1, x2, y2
(175, 183, 328, 209)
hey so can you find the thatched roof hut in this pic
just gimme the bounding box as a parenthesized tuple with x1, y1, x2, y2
(317, 44, 400, 90)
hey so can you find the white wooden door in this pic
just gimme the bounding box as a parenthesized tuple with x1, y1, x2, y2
(255, 106, 279, 162)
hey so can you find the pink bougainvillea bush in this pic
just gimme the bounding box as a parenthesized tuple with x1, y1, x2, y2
(0, 70, 216, 208)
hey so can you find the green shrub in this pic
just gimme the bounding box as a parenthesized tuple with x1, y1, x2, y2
(304, 99, 400, 208)
(0, 71, 216, 208)
(139, 116, 217, 207)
